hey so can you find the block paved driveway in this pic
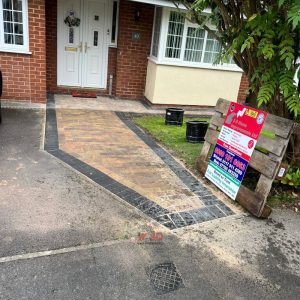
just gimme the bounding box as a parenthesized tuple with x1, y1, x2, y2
(47, 95, 240, 229)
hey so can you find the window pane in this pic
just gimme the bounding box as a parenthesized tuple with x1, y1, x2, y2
(111, 1, 118, 43)
(4, 22, 13, 33)
(2, 0, 24, 46)
(93, 31, 98, 46)
(205, 40, 213, 52)
(165, 11, 185, 59)
(14, 23, 23, 34)
(2, 0, 12, 9)
(13, 11, 22, 22)
(69, 27, 74, 44)
(15, 34, 23, 45)
(13, 0, 22, 11)
(151, 7, 162, 57)
(184, 27, 205, 62)
(3, 10, 12, 21)
(4, 33, 14, 44)
(203, 33, 221, 64)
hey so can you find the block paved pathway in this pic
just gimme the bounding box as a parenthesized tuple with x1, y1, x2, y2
(45, 95, 240, 229)
(53, 94, 215, 115)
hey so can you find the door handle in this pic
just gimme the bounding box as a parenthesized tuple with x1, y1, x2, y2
(85, 42, 90, 53)
(78, 42, 83, 52)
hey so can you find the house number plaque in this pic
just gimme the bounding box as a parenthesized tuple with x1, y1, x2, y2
(132, 32, 140, 40)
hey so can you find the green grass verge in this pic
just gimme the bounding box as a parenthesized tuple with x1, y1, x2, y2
(261, 130, 275, 139)
(267, 192, 298, 207)
(133, 115, 210, 171)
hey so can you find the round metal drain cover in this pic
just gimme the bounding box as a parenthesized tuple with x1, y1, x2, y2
(150, 262, 183, 294)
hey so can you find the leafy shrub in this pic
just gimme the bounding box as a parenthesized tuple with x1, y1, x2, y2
(281, 168, 300, 188)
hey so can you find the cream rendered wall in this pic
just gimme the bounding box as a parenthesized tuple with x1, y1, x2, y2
(144, 59, 157, 102)
(145, 60, 243, 106)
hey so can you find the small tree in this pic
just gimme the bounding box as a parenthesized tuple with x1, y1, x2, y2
(175, 0, 300, 165)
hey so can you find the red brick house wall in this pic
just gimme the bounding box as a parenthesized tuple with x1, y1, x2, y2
(107, 47, 118, 95)
(0, 0, 46, 103)
(115, 0, 154, 100)
(237, 73, 249, 103)
(45, 0, 57, 94)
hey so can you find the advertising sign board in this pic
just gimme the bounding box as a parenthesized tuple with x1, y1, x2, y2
(205, 102, 267, 200)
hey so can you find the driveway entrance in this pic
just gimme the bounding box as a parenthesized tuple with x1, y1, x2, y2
(45, 95, 239, 229)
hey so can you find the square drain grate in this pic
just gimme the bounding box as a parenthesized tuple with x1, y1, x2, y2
(149, 262, 184, 295)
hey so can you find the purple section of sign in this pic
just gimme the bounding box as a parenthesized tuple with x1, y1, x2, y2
(210, 144, 249, 182)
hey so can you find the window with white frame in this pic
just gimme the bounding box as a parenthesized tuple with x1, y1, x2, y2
(184, 27, 205, 62)
(151, 7, 162, 58)
(165, 11, 185, 59)
(151, 9, 237, 70)
(0, 0, 29, 52)
(203, 31, 222, 63)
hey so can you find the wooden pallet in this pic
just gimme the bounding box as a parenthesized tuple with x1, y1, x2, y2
(197, 98, 295, 218)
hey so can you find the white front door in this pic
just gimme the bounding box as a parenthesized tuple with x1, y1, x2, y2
(57, 0, 108, 88)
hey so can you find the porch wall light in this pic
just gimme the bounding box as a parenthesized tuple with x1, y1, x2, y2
(134, 9, 141, 22)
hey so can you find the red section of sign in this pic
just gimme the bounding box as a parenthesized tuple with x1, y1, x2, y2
(224, 102, 267, 140)
(248, 140, 254, 149)
(217, 139, 251, 161)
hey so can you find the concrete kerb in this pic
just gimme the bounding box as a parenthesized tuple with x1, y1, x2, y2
(1, 100, 46, 110)
(40, 110, 46, 151)
(172, 212, 249, 234)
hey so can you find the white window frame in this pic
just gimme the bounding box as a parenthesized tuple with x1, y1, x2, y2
(150, 7, 242, 72)
(108, 0, 119, 48)
(0, 0, 30, 54)
(151, 6, 162, 58)
(183, 25, 206, 63)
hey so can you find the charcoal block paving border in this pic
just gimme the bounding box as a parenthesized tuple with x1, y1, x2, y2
(44, 95, 234, 230)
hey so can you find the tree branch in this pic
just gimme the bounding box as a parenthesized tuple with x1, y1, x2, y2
(212, 0, 232, 28)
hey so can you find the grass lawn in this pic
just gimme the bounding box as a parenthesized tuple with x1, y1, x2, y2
(133, 115, 210, 171)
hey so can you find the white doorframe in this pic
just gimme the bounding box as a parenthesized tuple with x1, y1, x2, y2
(57, 0, 110, 89)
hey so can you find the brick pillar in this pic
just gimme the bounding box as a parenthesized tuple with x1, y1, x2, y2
(115, 0, 154, 100)
(28, 0, 47, 103)
(237, 73, 249, 104)
(45, 0, 57, 94)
